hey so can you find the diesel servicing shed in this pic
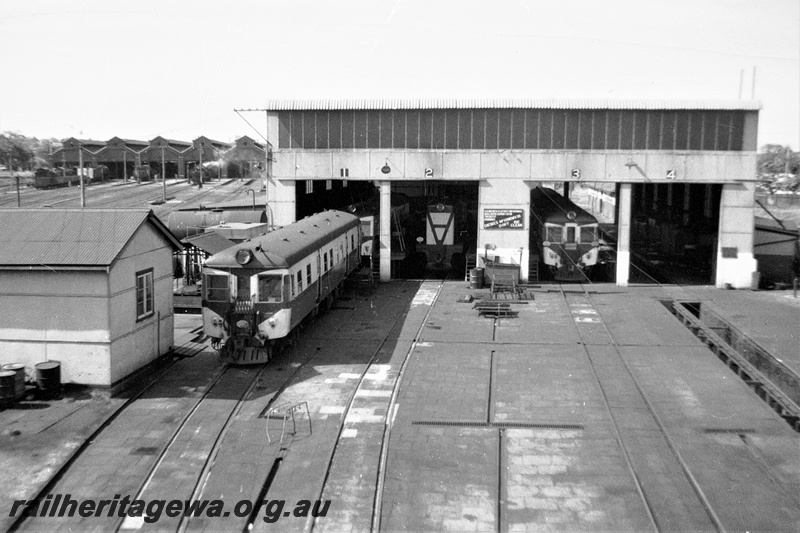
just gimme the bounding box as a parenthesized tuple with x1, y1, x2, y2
(0, 209, 182, 386)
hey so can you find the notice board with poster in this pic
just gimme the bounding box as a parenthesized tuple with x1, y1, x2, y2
(483, 209, 524, 229)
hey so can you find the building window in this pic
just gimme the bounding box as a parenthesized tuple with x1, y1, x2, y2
(136, 269, 154, 320)
(306, 180, 313, 194)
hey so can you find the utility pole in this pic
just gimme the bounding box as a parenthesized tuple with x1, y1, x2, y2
(161, 146, 167, 202)
(78, 142, 85, 207)
(15, 175, 20, 207)
(198, 144, 203, 188)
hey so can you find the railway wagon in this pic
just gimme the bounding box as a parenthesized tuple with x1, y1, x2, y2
(202, 210, 362, 364)
(33, 167, 105, 189)
(531, 186, 600, 281)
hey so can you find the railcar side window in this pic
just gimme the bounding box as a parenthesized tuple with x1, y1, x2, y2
(257, 274, 283, 303)
(323, 252, 328, 271)
(297, 271, 303, 293)
(580, 226, 596, 243)
(306, 264, 312, 285)
(205, 274, 230, 302)
(546, 225, 562, 243)
(283, 276, 291, 302)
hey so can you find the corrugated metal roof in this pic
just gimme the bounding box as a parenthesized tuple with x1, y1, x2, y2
(0, 209, 179, 269)
(183, 232, 236, 255)
(262, 98, 761, 111)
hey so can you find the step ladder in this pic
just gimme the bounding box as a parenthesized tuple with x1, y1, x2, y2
(391, 208, 406, 254)
(370, 253, 380, 283)
(464, 253, 477, 281)
(528, 254, 540, 283)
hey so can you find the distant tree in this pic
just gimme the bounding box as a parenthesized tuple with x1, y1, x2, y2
(0, 132, 58, 170)
(758, 144, 799, 175)
(758, 145, 799, 193)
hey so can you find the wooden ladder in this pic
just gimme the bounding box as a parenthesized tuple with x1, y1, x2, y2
(464, 253, 477, 281)
(528, 254, 540, 283)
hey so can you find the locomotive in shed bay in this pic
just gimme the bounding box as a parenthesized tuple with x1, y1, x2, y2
(201, 210, 362, 364)
(530, 186, 601, 281)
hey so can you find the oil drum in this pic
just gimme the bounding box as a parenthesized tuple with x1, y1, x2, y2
(469, 268, 484, 289)
(35, 361, 61, 398)
(1, 363, 26, 400)
(0, 370, 16, 407)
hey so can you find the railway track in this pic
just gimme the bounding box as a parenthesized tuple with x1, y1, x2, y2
(562, 284, 725, 532)
(309, 278, 446, 533)
(9, 279, 434, 533)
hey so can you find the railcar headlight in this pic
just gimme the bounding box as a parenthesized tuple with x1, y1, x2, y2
(235, 249, 253, 265)
(268, 318, 276, 327)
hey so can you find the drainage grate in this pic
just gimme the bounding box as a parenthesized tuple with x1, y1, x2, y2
(703, 428, 756, 434)
(330, 306, 356, 310)
(131, 446, 158, 456)
(412, 421, 584, 430)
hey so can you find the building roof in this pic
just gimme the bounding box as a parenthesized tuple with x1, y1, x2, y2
(183, 231, 236, 255)
(0, 209, 182, 270)
(262, 98, 762, 111)
(205, 210, 359, 270)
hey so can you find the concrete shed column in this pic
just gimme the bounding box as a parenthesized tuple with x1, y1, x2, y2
(267, 178, 296, 227)
(477, 179, 530, 281)
(716, 182, 757, 288)
(616, 183, 632, 286)
(380, 181, 391, 282)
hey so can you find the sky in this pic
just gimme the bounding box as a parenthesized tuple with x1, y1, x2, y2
(0, 0, 798, 149)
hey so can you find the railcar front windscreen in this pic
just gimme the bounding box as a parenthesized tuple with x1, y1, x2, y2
(206, 274, 230, 301)
(546, 225, 562, 243)
(581, 226, 597, 243)
(257, 274, 284, 303)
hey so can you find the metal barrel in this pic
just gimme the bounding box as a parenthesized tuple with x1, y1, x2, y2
(469, 268, 484, 289)
(0, 370, 16, 406)
(1, 363, 26, 400)
(35, 361, 61, 397)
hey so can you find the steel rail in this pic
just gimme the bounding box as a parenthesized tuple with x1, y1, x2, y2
(578, 284, 727, 533)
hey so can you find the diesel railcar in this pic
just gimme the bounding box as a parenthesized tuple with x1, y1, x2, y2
(201, 210, 361, 364)
(531, 187, 600, 281)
